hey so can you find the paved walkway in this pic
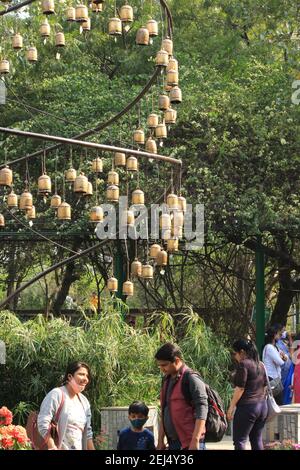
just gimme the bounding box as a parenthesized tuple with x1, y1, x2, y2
(206, 435, 250, 450)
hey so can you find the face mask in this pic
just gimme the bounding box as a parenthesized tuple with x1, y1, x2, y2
(130, 418, 148, 429)
(281, 331, 287, 339)
(69, 377, 85, 394)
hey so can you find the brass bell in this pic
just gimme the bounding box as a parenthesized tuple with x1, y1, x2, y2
(107, 171, 119, 186)
(0, 60, 9, 75)
(57, 201, 71, 220)
(27, 47, 38, 62)
(122, 280, 134, 297)
(126, 156, 138, 172)
(55, 32, 65, 47)
(158, 94, 170, 111)
(114, 152, 126, 167)
(82, 18, 91, 31)
(156, 250, 168, 266)
(92, 157, 103, 173)
(141, 264, 154, 279)
(146, 19, 158, 37)
(40, 19, 51, 37)
(164, 108, 177, 125)
(107, 184, 119, 202)
(50, 194, 61, 209)
(131, 259, 142, 277)
(167, 57, 178, 73)
(42, 0, 55, 15)
(149, 244, 161, 259)
(19, 191, 33, 210)
(74, 173, 88, 194)
(83, 181, 93, 197)
(107, 277, 118, 292)
(169, 86, 182, 104)
(145, 138, 157, 154)
(0, 166, 13, 187)
(7, 191, 18, 208)
(108, 17, 122, 36)
(160, 213, 171, 230)
(147, 113, 159, 129)
(38, 174, 52, 195)
(178, 196, 187, 213)
(27, 205, 36, 220)
(12, 33, 23, 50)
(155, 49, 169, 67)
(133, 129, 145, 145)
(0, 214, 5, 227)
(132, 189, 145, 205)
(90, 206, 104, 222)
(167, 69, 179, 87)
(167, 193, 178, 210)
(65, 168, 77, 183)
(155, 122, 167, 139)
(162, 37, 173, 56)
(120, 4, 133, 23)
(167, 238, 179, 253)
(136, 26, 149, 46)
(66, 6, 75, 21)
(75, 4, 88, 22)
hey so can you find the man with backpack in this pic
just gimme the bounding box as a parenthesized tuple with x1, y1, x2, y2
(155, 343, 208, 450)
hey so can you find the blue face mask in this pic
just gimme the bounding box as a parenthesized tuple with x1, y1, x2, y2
(281, 331, 287, 339)
(130, 418, 148, 429)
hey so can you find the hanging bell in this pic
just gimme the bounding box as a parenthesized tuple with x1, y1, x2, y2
(145, 138, 157, 154)
(107, 277, 118, 292)
(132, 189, 145, 205)
(164, 108, 177, 125)
(92, 157, 103, 173)
(65, 168, 77, 183)
(121, 209, 135, 226)
(0, 166, 13, 187)
(155, 122, 167, 139)
(149, 244, 161, 259)
(66, 6, 75, 21)
(133, 129, 145, 145)
(74, 173, 88, 194)
(114, 152, 126, 167)
(155, 49, 169, 67)
(0, 214, 5, 228)
(42, 0, 55, 15)
(27, 205, 36, 220)
(167, 193, 179, 210)
(90, 206, 104, 222)
(172, 210, 184, 227)
(12, 33, 23, 50)
(38, 174, 52, 195)
(83, 181, 93, 197)
(156, 249, 168, 266)
(55, 32, 65, 47)
(147, 113, 159, 129)
(162, 37, 173, 56)
(167, 238, 179, 253)
(107, 184, 119, 202)
(126, 156, 138, 172)
(120, 4, 133, 23)
(167, 69, 179, 87)
(27, 47, 38, 62)
(122, 280, 134, 297)
(7, 191, 18, 208)
(167, 57, 178, 73)
(158, 94, 170, 111)
(131, 259, 142, 278)
(0, 60, 9, 75)
(108, 17, 122, 36)
(40, 19, 51, 37)
(141, 264, 154, 280)
(57, 201, 71, 220)
(107, 171, 119, 186)
(50, 194, 61, 209)
(169, 86, 182, 104)
(136, 26, 149, 46)
(76, 4, 88, 22)
(178, 195, 187, 213)
(19, 190, 33, 210)
(82, 18, 91, 31)
(92, 2, 103, 13)
(146, 19, 158, 37)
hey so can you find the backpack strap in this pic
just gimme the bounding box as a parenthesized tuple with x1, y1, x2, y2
(52, 388, 65, 425)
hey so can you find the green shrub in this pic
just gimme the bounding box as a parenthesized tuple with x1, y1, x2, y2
(0, 301, 231, 431)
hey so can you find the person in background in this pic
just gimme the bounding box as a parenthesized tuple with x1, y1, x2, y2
(227, 339, 268, 450)
(38, 361, 95, 450)
(262, 326, 288, 405)
(117, 401, 155, 450)
(275, 324, 294, 404)
(292, 333, 300, 403)
(155, 343, 208, 451)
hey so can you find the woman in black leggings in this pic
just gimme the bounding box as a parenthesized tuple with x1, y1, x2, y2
(227, 339, 268, 450)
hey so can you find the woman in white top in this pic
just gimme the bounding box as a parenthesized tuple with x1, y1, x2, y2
(262, 326, 287, 405)
(38, 361, 95, 450)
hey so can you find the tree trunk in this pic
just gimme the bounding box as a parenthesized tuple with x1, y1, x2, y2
(270, 267, 299, 326)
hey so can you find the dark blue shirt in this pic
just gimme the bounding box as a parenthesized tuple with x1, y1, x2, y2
(117, 427, 155, 450)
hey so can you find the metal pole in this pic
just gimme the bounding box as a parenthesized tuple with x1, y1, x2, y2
(256, 237, 265, 357)
(0, 127, 182, 168)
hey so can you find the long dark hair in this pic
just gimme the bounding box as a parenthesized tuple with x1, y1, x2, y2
(265, 326, 280, 346)
(62, 361, 91, 385)
(232, 339, 260, 374)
